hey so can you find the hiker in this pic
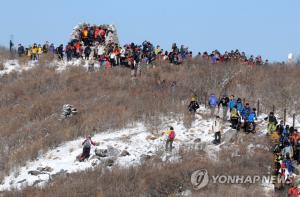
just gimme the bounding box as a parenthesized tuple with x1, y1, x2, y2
(213, 116, 223, 144)
(188, 96, 200, 113)
(56, 44, 64, 60)
(208, 93, 218, 117)
(288, 185, 299, 197)
(218, 95, 229, 121)
(230, 107, 240, 130)
(277, 120, 285, 136)
(84, 45, 92, 60)
(228, 95, 236, 112)
(162, 127, 176, 152)
(246, 108, 257, 133)
(236, 98, 244, 114)
(265, 112, 278, 135)
(37, 44, 43, 60)
(17, 44, 25, 57)
(282, 141, 293, 159)
(295, 139, 300, 164)
(79, 135, 96, 162)
(241, 103, 252, 132)
(31, 43, 38, 61)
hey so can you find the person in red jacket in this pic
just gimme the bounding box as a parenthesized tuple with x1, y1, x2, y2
(288, 185, 299, 197)
(79, 135, 96, 162)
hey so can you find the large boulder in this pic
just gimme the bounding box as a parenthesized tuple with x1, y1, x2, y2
(222, 129, 238, 143)
(95, 149, 108, 157)
(107, 146, 120, 157)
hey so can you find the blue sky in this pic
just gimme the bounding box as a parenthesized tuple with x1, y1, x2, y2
(0, 0, 299, 61)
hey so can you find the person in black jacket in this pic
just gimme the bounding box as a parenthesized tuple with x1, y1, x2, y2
(218, 95, 229, 121)
(188, 96, 200, 113)
(56, 44, 64, 60)
(84, 46, 91, 60)
(17, 44, 25, 57)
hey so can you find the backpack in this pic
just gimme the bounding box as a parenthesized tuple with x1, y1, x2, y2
(83, 139, 91, 148)
(169, 131, 175, 141)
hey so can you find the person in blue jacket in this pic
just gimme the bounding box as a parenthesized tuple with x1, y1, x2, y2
(242, 103, 252, 132)
(208, 93, 218, 117)
(236, 98, 244, 113)
(228, 95, 236, 112)
(247, 108, 257, 133)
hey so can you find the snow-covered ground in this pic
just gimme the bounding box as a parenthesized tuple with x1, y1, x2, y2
(0, 107, 228, 191)
(0, 59, 95, 77)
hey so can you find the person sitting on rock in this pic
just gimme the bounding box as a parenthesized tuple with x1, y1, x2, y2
(79, 135, 96, 162)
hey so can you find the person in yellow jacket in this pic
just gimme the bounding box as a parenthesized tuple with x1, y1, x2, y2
(271, 132, 280, 144)
(230, 107, 240, 130)
(31, 43, 38, 60)
(162, 126, 175, 152)
(37, 44, 43, 60)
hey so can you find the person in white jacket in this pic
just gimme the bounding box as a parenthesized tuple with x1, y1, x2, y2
(213, 116, 223, 144)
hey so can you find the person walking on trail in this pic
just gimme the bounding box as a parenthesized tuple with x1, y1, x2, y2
(230, 107, 240, 130)
(162, 127, 176, 152)
(188, 96, 200, 113)
(228, 95, 236, 112)
(264, 112, 278, 135)
(218, 95, 229, 121)
(236, 98, 244, 114)
(213, 116, 223, 145)
(241, 103, 252, 132)
(246, 108, 257, 133)
(79, 135, 96, 162)
(208, 93, 218, 117)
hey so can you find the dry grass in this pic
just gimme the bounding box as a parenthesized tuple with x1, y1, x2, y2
(0, 58, 299, 196)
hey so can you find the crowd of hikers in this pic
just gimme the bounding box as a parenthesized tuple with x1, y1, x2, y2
(266, 112, 300, 195)
(188, 94, 300, 195)
(74, 91, 299, 195)
(14, 23, 268, 69)
(188, 94, 258, 134)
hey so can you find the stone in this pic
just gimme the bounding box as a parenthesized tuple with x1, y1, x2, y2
(223, 129, 238, 143)
(104, 158, 114, 167)
(120, 150, 130, 157)
(140, 154, 152, 163)
(32, 180, 44, 186)
(91, 159, 101, 167)
(107, 146, 120, 157)
(17, 179, 26, 184)
(89, 155, 101, 160)
(28, 170, 43, 176)
(37, 166, 53, 172)
(95, 149, 108, 157)
(194, 138, 201, 143)
(51, 169, 68, 179)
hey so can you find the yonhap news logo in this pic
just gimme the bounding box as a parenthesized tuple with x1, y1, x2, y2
(191, 169, 276, 190)
(190, 169, 209, 190)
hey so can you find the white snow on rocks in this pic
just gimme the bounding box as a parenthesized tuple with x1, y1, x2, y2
(0, 108, 229, 191)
